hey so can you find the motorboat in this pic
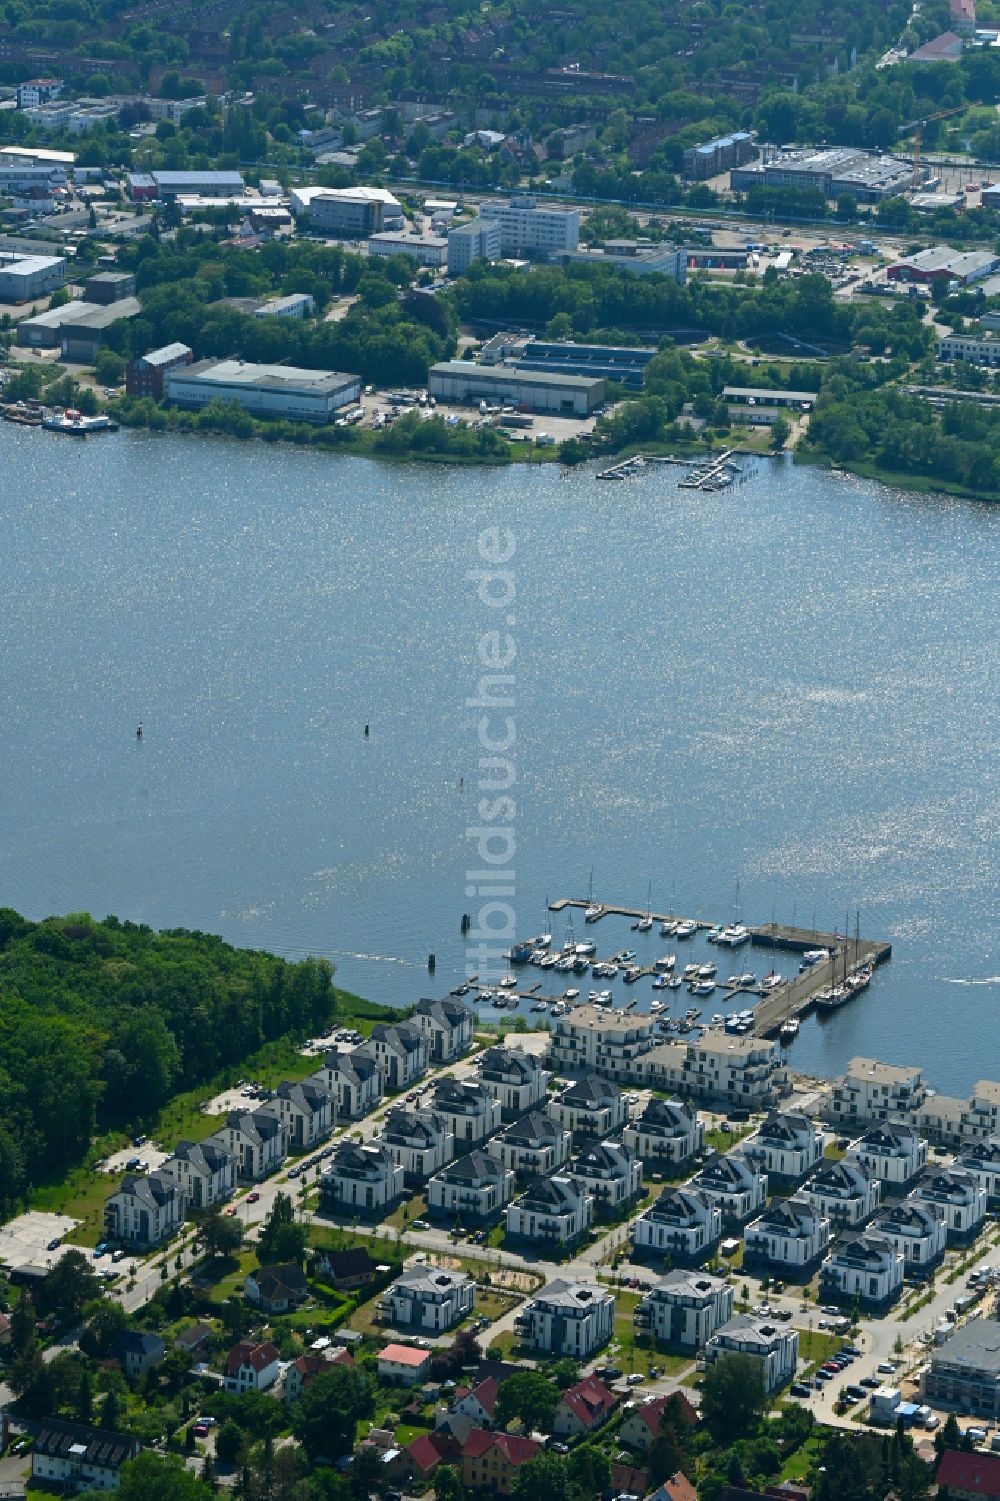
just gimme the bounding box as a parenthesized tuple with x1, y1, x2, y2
(698, 964, 717, 979)
(551, 1002, 567, 1016)
(584, 904, 603, 923)
(575, 939, 597, 957)
(650, 998, 665, 1012)
(675, 920, 697, 939)
(540, 954, 558, 969)
(711, 1013, 725, 1025)
(654, 955, 676, 972)
(738, 972, 757, 986)
(682, 963, 700, 979)
(530, 1001, 547, 1012)
(572, 956, 590, 974)
(563, 988, 579, 1000)
(779, 1017, 800, 1041)
(718, 924, 751, 947)
(802, 948, 830, 966)
(554, 956, 574, 973)
(761, 972, 783, 991)
(705, 926, 724, 944)
(667, 976, 683, 989)
(651, 975, 671, 990)
(691, 980, 716, 995)
(510, 941, 533, 964)
(660, 921, 678, 937)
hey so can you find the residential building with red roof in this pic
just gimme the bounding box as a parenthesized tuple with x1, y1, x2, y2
(377, 1343, 432, 1386)
(652, 1475, 697, 1501)
(223, 1340, 280, 1393)
(461, 1429, 541, 1493)
(399, 1431, 463, 1479)
(938, 1449, 1000, 1501)
(619, 1393, 698, 1451)
(449, 1376, 499, 1429)
(553, 1376, 617, 1437)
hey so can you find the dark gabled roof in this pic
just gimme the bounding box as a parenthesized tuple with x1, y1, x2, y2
(501, 1110, 563, 1146)
(116, 1171, 181, 1210)
(571, 1141, 633, 1178)
(416, 995, 474, 1028)
(695, 1152, 758, 1190)
(369, 1021, 425, 1054)
(828, 1229, 896, 1267)
(877, 1200, 940, 1232)
(384, 1107, 447, 1144)
(646, 1187, 712, 1224)
(756, 1196, 822, 1233)
(858, 1121, 920, 1151)
(172, 1137, 234, 1173)
(810, 1156, 873, 1192)
(33, 1418, 139, 1470)
(328, 1139, 395, 1176)
(320, 1046, 380, 1084)
(432, 1078, 493, 1113)
(276, 1078, 331, 1113)
(757, 1110, 813, 1144)
(558, 1072, 622, 1108)
(637, 1097, 696, 1131)
(516, 1175, 584, 1214)
(320, 1247, 376, 1279)
(478, 1045, 541, 1083)
(437, 1151, 505, 1186)
(110, 1330, 165, 1361)
(224, 1340, 279, 1376)
(249, 1263, 308, 1303)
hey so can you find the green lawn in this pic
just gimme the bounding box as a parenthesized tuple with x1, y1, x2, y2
(704, 1125, 753, 1153)
(196, 1248, 259, 1306)
(779, 1428, 824, 1481)
(384, 1193, 428, 1231)
(796, 1327, 842, 1374)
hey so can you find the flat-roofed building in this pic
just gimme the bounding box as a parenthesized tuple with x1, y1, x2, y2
(829, 1057, 928, 1125)
(684, 131, 755, 180)
(722, 386, 817, 410)
(447, 216, 502, 275)
(58, 297, 143, 362)
(126, 342, 194, 399)
(166, 359, 361, 423)
(926, 1318, 1000, 1418)
(0, 251, 66, 301)
(148, 169, 245, 200)
(369, 231, 448, 266)
(478, 195, 579, 256)
(634, 1269, 734, 1349)
(547, 1005, 656, 1078)
(254, 293, 314, 319)
(939, 332, 1000, 367)
(428, 361, 604, 416)
(291, 185, 403, 236)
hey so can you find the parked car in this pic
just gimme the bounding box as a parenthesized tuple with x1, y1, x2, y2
(111, 1248, 127, 1262)
(876, 1362, 896, 1374)
(247, 1192, 260, 1203)
(861, 1377, 880, 1390)
(47, 1238, 62, 1252)
(93, 1242, 109, 1258)
(790, 1382, 812, 1398)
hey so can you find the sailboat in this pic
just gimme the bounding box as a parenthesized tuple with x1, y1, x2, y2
(537, 900, 553, 950)
(584, 869, 603, 923)
(636, 880, 653, 933)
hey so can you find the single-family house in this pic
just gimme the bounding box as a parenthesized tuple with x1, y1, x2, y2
(383, 1107, 454, 1182)
(110, 1330, 166, 1381)
(316, 1246, 378, 1290)
(632, 1187, 722, 1265)
(223, 1340, 281, 1393)
(487, 1111, 572, 1177)
(104, 1171, 185, 1248)
(619, 1394, 699, 1451)
(634, 1269, 735, 1350)
(553, 1375, 617, 1438)
(690, 1151, 767, 1225)
(382, 1265, 475, 1331)
(427, 1150, 516, 1223)
(624, 1097, 704, 1166)
(462, 1430, 541, 1494)
(506, 1174, 593, 1246)
(547, 1072, 627, 1139)
(743, 1196, 830, 1272)
(446, 1377, 499, 1430)
(378, 1343, 432, 1386)
(320, 1140, 404, 1215)
(477, 1045, 551, 1120)
(705, 1314, 799, 1394)
(649, 1475, 698, 1501)
(245, 1262, 309, 1314)
(414, 995, 475, 1062)
(515, 1278, 614, 1357)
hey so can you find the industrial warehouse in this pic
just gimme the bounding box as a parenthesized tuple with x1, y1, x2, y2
(0, 250, 65, 301)
(427, 361, 605, 415)
(731, 147, 912, 202)
(165, 359, 362, 422)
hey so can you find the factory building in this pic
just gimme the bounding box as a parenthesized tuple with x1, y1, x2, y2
(479, 332, 656, 391)
(447, 217, 503, 276)
(0, 160, 68, 193)
(126, 343, 194, 399)
(58, 298, 142, 362)
(83, 271, 137, 305)
(939, 331, 1000, 367)
(478, 195, 580, 257)
(683, 131, 755, 181)
(126, 170, 246, 201)
(290, 186, 403, 238)
(0, 251, 66, 302)
(428, 361, 604, 415)
(887, 246, 1000, 286)
(731, 148, 912, 203)
(166, 359, 361, 423)
(368, 232, 448, 267)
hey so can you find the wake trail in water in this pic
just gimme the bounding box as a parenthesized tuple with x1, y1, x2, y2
(327, 949, 424, 968)
(940, 976, 1000, 987)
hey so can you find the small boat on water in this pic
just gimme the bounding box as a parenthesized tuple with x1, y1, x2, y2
(651, 975, 671, 990)
(42, 408, 118, 435)
(667, 976, 683, 989)
(691, 980, 716, 995)
(717, 924, 751, 948)
(698, 964, 717, 979)
(660, 920, 678, 937)
(510, 940, 533, 963)
(675, 920, 697, 939)
(584, 904, 603, 923)
(563, 988, 580, 1000)
(779, 1017, 800, 1042)
(654, 955, 676, 972)
(682, 963, 700, 979)
(575, 940, 597, 957)
(500, 974, 518, 988)
(623, 966, 642, 984)
(705, 926, 724, 944)
(761, 971, 783, 991)
(738, 972, 757, 986)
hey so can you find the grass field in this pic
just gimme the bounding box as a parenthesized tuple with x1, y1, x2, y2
(779, 1429, 823, 1480)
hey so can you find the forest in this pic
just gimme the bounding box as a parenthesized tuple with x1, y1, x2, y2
(0, 909, 336, 1214)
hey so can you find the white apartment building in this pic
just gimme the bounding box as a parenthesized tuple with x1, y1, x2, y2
(369, 231, 448, 266)
(690, 1151, 768, 1225)
(414, 995, 476, 1063)
(383, 1107, 454, 1181)
(17, 78, 63, 108)
(479, 195, 580, 257)
(547, 1006, 656, 1080)
(547, 1072, 627, 1138)
(447, 216, 503, 275)
(320, 1140, 404, 1214)
(624, 1097, 704, 1165)
(913, 1168, 988, 1243)
(261, 1079, 333, 1150)
(803, 1156, 882, 1228)
(104, 1171, 185, 1248)
(568, 1141, 643, 1211)
(706, 1315, 799, 1394)
(743, 1111, 824, 1182)
(476, 1045, 551, 1120)
(648, 1033, 789, 1108)
(829, 1057, 927, 1125)
(356, 1022, 429, 1091)
(515, 1279, 614, 1357)
(633, 1269, 734, 1350)
(955, 1138, 1000, 1207)
(849, 1121, 928, 1186)
(744, 1196, 830, 1271)
(820, 1230, 904, 1307)
(310, 1046, 383, 1120)
(939, 331, 1000, 367)
(488, 1111, 572, 1176)
(382, 1265, 476, 1331)
(430, 1078, 502, 1149)
(506, 1174, 593, 1245)
(873, 1199, 947, 1269)
(218, 1109, 288, 1180)
(963, 1082, 1000, 1143)
(427, 1150, 516, 1222)
(633, 1187, 722, 1264)
(163, 1137, 235, 1210)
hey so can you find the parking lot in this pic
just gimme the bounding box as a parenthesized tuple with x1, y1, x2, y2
(0, 1210, 78, 1270)
(101, 1143, 171, 1177)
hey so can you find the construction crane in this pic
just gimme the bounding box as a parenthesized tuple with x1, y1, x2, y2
(909, 107, 965, 188)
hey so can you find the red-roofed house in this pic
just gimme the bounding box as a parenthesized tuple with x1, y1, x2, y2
(223, 1340, 280, 1393)
(451, 1376, 499, 1429)
(613, 1464, 651, 1497)
(462, 1429, 541, 1493)
(553, 1376, 617, 1437)
(938, 1449, 1000, 1501)
(619, 1393, 698, 1451)
(398, 1431, 463, 1480)
(378, 1343, 432, 1386)
(651, 1474, 698, 1501)
(283, 1351, 351, 1404)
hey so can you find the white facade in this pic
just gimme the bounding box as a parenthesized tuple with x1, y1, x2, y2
(506, 1174, 593, 1244)
(369, 232, 448, 266)
(17, 78, 63, 108)
(670, 1032, 789, 1107)
(447, 216, 503, 275)
(691, 1151, 768, 1224)
(744, 1196, 830, 1269)
(568, 1140, 643, 1210)
(479, 195, 580, 257)
(224, 1341, 280, 1393)
(624, 1097, 704, 1165)
(321, 1140, 404, 1213)
(706, 1315, 799, 1394)
(955, 1138, 1000, 1206)
(873, 1199, 947, 1268)
(383, 1107, 454, 1180)
(939, 332, 1000, 366)
(166, 359, 361, 424)
(547, 1005, 656, 1078)
(218, 1109, 287, 1180)
(164, 1137, 235, 1210)
(427, 1150, 516, 1221)
(358, 1022, 429, 1090)
(547, 1073, 627, 1138)
(487, 1111, 572, 1175)
(830, 1057, 927, 1125)
(383, 1265, 475, 1331)
(477, 1045, 551, 1120)
(849, 1122, 928, 1186)
(821, 1230, 904, 1306)
(913, 1169, 988, 1242)
(634, 1269, 735, 1350)
(104, 1171, 185, 1247)
(744, 1111, 824, 1181)
(430, 1078, 502, 1148)
(291, 184, 402, 236)
(414, 996, 475, 1063)
(310, 1046, 383, 1120)
(0, 252, 67, 302)
(515, 1279, 614, 1357)
(803, 1156, 882, 1227)
(261, 1079, 333, 1149)
(255, 293, 315, 319)
(633, 1187, 722, 1263)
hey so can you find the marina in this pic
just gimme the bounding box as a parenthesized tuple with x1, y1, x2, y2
(499, 900, 892, 1042)
(597, 448, 755, 490)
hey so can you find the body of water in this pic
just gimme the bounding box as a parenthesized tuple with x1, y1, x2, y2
(0, 427, 996, 1094)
